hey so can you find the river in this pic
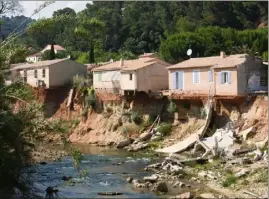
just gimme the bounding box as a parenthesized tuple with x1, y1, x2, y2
(28, 144, 162, 198)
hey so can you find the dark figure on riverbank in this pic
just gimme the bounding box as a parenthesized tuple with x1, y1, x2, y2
(45, 186, 58, 199)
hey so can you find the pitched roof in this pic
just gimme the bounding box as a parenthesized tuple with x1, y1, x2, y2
(11, 58, 68, 70)
(167, 54, 248, 69)
(92, 57, 170, 72)
(43, 44, 66, 51)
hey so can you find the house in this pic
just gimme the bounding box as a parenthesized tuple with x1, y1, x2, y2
(166, 52, 268, 96)
(92, 53, 171, 94)
(26, 52, 42, 63)
(41, 44, 66, 54)
(10, 58, 87, 88)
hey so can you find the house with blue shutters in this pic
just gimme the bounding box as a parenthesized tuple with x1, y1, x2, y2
(166, 52, 267, 96)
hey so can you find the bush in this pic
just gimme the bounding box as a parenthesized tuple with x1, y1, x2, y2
(157, 123, 172, 136)
(131, 111, 143, 125)
(71, 148, 83, 170)
(121, 125, 142, 134)
(167, 100, 177, 114)
(81, 108, 88, 117)
(222, 174, 237, 187)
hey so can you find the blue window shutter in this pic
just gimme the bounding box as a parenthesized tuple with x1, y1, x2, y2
(208, 70, 213, 82)
(193, 71, 197, 83)
(228, 71, 232, 84)
(172, 72, 177, 89)
(219, 72, 222, 84)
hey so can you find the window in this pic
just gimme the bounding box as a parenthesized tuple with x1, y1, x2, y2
(34, 70, 37, 78)
(129, 73, 133, 80)
(193, 70, 200, 84)
(42, 69, 46, 78)
(219, 71, 231, 84)
(208, 69, 213, 82)
(98, 72, 102, 82)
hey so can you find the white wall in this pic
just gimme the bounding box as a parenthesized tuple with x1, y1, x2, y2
(19, 67, 49, 88)
(120, 72, 136, 90)
(26, 56, 41, 63)
(93, 70, 121, 93)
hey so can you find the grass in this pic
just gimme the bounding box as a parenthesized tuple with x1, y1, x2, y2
(254, 168, 268, 183)
(72, 118, 80, 127)
(121, 124, 142, 134)
(157, 122, 172, 136)
(222, 174, 237, 187)
(131, 111, 143, 125)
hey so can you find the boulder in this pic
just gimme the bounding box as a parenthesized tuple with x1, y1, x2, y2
(116, 138, 134, 149)
(175, 192, 193, 199)
(143, 174, 158, 183)
(126, 177, 133, 183)
(138, 132, 152, 142)
(150, 135, 162, 142)
(128, 142, 148, 152)
(145, 163, 161, 170)
(62, 176, 72, 181)
(200, 193, 215, 198)
(235, 169, 250, 178)
(198, 171, 207, 178)
(155, 181, 168, 193)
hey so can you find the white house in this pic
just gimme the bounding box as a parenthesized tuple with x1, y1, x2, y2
(41, 44, 66, 54)
(92, 53, 171, 94)
(26, 52, 42, 63)
(11, 58, 87, 88)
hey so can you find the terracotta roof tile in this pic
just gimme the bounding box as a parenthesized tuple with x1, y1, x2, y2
(92, 57, 170, 72)
(167, 54, 248, 69)
(11, 58, 68, 70)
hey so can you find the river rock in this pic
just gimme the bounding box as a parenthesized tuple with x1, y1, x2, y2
(173, 192, 193, 199)
(136, 132, 152, 142)
(143, 174, 158, 183)
(200, 193, 215, 198)
(126, 177, 133, 183)
(62, 176, 72, 181)
(155, 181, 168, 193)
(116, 138, 134, 149)
(235, 169, 250, 177)
(128, 142, 148, 152)
(150, 135, 162, 142)
(198, 171, 207, 178)
(98, 192, 124, 196)
(145, 163, 161, 171)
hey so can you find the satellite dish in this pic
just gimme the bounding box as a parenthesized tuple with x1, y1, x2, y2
(187, 49, 192, 56)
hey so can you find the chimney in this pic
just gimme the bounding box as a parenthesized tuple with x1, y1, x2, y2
(220, 51, 226, 58)
(119, 58, 124, 67)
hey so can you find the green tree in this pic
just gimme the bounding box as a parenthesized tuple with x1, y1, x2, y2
(159, 32, 205, 63)
(74, 17, 105, 63)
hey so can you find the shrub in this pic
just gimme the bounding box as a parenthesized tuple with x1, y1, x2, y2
(72, 119, 80, 127)
(70, 148, 83, 170)
(81, 108, 88, 117)
(167, 100, 177, 114)
(121, 125, 142, 134)
(131, 111, 142, 125)
(157, 123, 172, 136)
(222, 174, 237, 187)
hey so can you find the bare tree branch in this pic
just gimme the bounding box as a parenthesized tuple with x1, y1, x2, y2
(0, 0, 23, 16)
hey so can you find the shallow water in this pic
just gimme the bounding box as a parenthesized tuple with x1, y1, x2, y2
(29, 145, 161, 198)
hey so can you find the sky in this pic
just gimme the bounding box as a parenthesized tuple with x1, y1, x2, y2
(19, 1, 92, 19)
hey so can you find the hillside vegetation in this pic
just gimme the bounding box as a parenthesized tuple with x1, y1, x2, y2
(1, 1, 268, 64)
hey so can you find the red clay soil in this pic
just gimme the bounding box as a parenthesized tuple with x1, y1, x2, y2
(95, 92, 123, 102)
